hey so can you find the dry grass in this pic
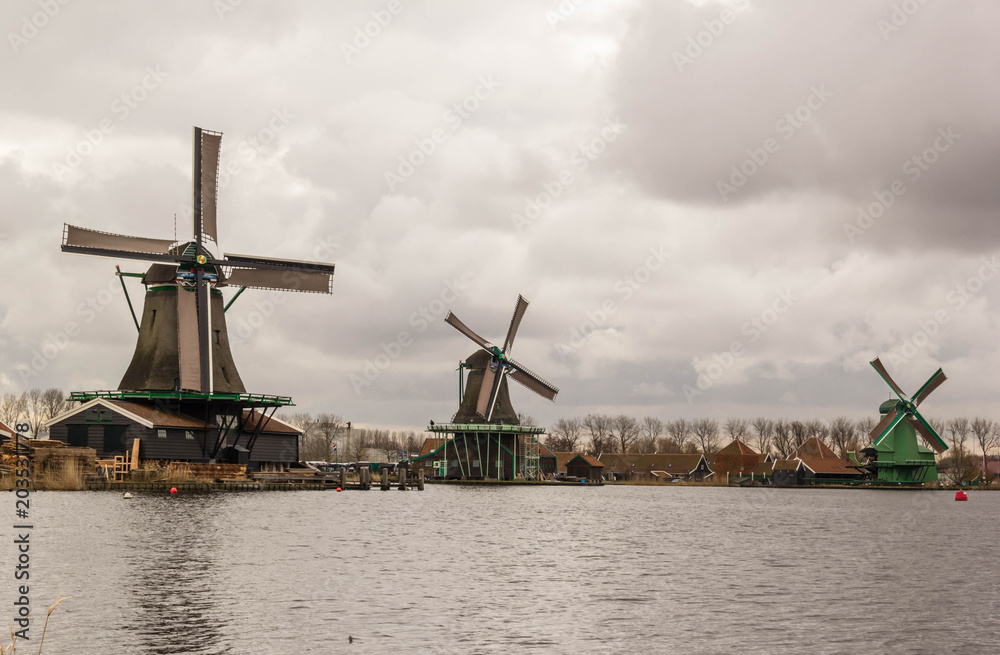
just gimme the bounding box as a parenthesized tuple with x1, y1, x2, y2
(35, 463, 86, 491)
(0, 595, 70, 655)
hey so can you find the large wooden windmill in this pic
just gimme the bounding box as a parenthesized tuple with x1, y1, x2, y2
(858, 356, 948, 484)
(412, 295, 559, 481)
(52, 126, 335, 468)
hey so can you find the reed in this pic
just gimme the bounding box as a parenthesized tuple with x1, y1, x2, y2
(0, 595, 70, 655)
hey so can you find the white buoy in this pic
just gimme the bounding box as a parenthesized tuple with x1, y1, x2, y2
(123, 492, 133, 499)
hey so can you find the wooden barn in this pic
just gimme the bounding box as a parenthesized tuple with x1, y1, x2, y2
(44, 396, 301, 469)
(598, 453, 713, 481)
(565, 454, 604, 481)
(772, 438, 865, 486)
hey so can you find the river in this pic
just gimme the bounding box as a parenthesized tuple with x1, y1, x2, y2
(8, 486, 999, 654)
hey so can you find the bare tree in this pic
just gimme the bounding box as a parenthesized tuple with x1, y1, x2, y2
(40, 388, 70, 426)
(970, 417, 998, 483)
(805, 419, 827, 444)
(636, 416, 664, 453)
(314, 413, 346, 462)
(790, 420, 809, 448)
(723, 417, 749, 443)
(855, 416, 876, 444)
(828, 416, 856, 458)
(611, 415, 641, 453)
(691, 418, 720, 454)
(750, 417, 773, 456)
(547, 417, 583, 452)
(944, 417, 974, 481)
(664, 418, 691, 453)
(517, 413, 537, 427)
(583, 414, 614, 455)
(772, 419, 794, 458)
(22, 389, 45, 438)
(0, 392, 27, 429)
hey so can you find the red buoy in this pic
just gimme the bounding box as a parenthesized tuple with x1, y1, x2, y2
(336, 487, 342, 492)
(170, 487, 178, 495)
(955, 490, 968, 501)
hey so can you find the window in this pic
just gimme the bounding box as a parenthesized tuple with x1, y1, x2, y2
(185, 431, 195, 440)
(157, 429, 167, 439)
(214, 330, 220, 345)
(67, 425, 88, 448)
(150, 309, 156, 328)
(103, 425, 128, 454)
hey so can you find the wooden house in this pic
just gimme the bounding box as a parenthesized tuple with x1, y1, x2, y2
(44, 398, 300, 469)
(565, 454, 604, 481)
(598, 453, 713, 481)
(772, 438, 864, 486)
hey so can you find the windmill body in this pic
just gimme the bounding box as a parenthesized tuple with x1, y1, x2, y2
(861, 358, 947, 485)
(409, 295, 558, 480)
(50, 127, 335, 468)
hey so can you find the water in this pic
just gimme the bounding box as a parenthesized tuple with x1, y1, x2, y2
(8, 486, 999, 654)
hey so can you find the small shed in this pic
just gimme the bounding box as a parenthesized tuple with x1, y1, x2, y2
(565, 454, 604, 481)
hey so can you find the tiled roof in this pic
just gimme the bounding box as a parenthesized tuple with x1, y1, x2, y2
(798, 456, 863, 476)
(110, 401, 210, 429)
(792, 437, 840, 460)
(419, 438, 447, 457)
(599, 453, 706, 473)
(772, 459, 801, 471)
(241, 410, 300, 434)
(567, 454, 603, 468)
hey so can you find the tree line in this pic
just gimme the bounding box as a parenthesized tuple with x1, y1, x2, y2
(0, 389, 74, 437)
(287, 412, 423, 463)
(543, 414, 1000, 470)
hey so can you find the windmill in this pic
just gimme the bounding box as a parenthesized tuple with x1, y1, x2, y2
(55, 126, 335, 468)
(858, 356, 948, 484)
(61, 126, 335, 395)
(445, 295, 559, 423)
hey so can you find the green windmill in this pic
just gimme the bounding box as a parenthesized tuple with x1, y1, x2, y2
(858, 357, 948, 484)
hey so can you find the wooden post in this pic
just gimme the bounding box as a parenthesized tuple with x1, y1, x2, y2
(417, 468, 425, 491)
(339, 467, 346, 488)
(381, 468, 390, 490)
(398, 468, 407, 490)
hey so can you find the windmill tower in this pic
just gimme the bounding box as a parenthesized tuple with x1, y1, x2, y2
(415, 295, 559, 480)
(858, 357, 948, 484)
(57, 126, 335, 467)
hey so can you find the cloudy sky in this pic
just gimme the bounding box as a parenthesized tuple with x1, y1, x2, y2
(1, 0, 998, 432)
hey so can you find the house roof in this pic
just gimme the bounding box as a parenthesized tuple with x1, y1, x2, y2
(0, 420, 14, 438)
(792, 437, 840, 460)
(553, 451, 577, 472)
(241, 410, 301, 434)
(717, 439, 759, 457)
(798, 456, 863, 476)
(567, 453, 603, 468)
(44, 398, 212, 430)
(419, 437, 447, 457)
(536, 441, 555, 459)
(598, 453, 708, 473)
(772, 459, 802, 471)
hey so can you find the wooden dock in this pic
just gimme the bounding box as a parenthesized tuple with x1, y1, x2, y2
(85, 468, 426, 492)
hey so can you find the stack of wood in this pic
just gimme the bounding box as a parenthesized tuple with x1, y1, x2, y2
(1, 437, 97, 477)
(168, 462, 247, 481)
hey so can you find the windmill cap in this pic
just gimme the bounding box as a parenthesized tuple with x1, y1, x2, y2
(878, 399, 899, 414)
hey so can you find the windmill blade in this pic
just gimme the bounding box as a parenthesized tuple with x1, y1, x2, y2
(222, 253, 336, 276)
(870, 357, 908, 401)
(501, 295, 529, 354)
(506, 357, 559, 401)
(482, 366, 506, 422)
(911, 368, 946, 407)
(194, 127, 222, 244)
(195, 270, 213, 393)
(869, 407, 903, 445)
(477, 366, 497, 418)
(63, 224, 176, 261)
(909, 411, 949, 454)
(445, 312, 492, 352)
(176, 287, 202, 392)
(225, 268, 333, 294)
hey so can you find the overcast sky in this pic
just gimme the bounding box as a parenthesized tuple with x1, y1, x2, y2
(1, 0, 998, 432)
